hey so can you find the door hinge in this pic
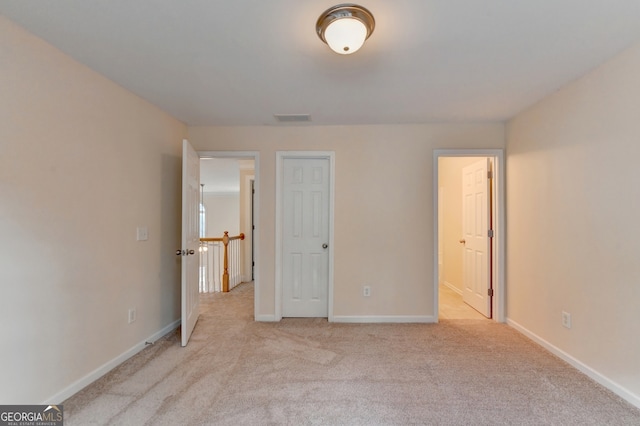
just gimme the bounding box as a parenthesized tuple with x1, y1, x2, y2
(488, 288, 494, 297)
(487, 170, 493, 179)
(488, 229, 494, 238)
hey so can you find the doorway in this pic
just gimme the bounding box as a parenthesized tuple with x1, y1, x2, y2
(198, 150, 260, 319)
(434, 149, 505, 322)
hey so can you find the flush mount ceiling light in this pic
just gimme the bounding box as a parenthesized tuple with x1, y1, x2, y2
(316, 4, 375, 55)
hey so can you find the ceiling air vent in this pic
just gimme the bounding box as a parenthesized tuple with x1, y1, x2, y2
(274, 114, 311, 123)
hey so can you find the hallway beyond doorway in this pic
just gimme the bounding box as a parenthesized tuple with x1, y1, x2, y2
(439, 284, 486, 320)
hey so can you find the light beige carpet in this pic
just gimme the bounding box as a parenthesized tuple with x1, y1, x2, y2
(64, 282, 640, 425)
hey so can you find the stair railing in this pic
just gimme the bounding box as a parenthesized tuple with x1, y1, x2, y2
(200, 232, 245, 292)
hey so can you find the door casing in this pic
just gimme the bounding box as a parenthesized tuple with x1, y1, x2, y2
(433, 149, 505, 322)
(275, 151, 335, 321)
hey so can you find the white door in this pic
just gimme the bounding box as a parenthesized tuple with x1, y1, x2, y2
(180, 139, 200, 346)
(282, 157, 330, 317)
(462, 158, 492, 317)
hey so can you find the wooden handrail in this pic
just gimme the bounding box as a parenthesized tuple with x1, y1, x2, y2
(200, 237, 224, 242)
(200, 233, 245, 243)
(200, 232, 245, 292)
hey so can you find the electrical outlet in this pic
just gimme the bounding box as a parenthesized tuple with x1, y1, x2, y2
(136, 227, 148, 241)
(363, 286, 371, 297)
(128, 308, 137, 324)
(561, 311, 571, 329)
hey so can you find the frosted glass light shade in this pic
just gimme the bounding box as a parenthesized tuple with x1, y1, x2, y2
(324, 18, 368, 54)
(316, 4, 375, 55)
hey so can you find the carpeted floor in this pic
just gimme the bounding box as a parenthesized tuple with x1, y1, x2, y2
(64, 282, 640, 425)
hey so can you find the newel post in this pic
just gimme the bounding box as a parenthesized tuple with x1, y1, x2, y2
(222, 231, 230, 292)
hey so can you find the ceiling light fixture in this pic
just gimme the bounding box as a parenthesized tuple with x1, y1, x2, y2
(316, 4, 375, 55)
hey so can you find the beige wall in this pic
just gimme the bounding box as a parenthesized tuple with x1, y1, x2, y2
(506, 42, 640, 402)
(203, 193, 240, 236)
(188, 124, 505, 320)
(0, 17, 186, 403)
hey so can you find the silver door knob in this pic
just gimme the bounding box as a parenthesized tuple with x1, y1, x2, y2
(322, 243, 328, 249)
(176, 249, 183, 256)
(188, 249, 195, 255)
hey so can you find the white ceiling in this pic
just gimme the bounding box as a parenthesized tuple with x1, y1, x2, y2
(3, 1, 640, 126)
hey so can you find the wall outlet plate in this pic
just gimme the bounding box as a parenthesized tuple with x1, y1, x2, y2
(128, 308, 137, 324)
(562, 311, 571, 329)
(136, 227, 148, 241)
(363, 286, 371, 297)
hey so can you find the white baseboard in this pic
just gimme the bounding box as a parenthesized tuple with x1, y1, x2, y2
(43, 319, 181, 405)
(255, 314, 278, 322)
(507, 318, 640, 410)
(444, 281, 463, 295)
(254, 315, 437, 324)
(332, 315, 436, 324)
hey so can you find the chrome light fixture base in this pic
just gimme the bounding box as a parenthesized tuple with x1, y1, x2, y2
(316, 4, 375, 54)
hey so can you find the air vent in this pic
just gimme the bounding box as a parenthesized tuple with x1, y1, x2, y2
(274, 114, 311, 123)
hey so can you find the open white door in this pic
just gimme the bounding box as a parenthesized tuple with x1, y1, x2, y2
(462, 158, 492, 317)
(180, 139, 200, 346)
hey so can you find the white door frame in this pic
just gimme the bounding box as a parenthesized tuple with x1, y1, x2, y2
(243, 173, 255, 283)
(198, 151, 261, 320)
(433, 149, 505, 322)
(275, 151, 335, 321)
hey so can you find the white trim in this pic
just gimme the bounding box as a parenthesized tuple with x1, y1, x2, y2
(433, 149, 505, 323)
(333, 316, 436, 324)
(198, 151, 261, 322)
(198, 151, 259, 158)
(275, 154, 283, 321)
(202, 190, 240, 196)
(507, 318, 640, 409)
(254, 314, 279, 322)
(243, 174, 255, 283)
(42, 319, 180, 404)
(275, 151, 335, 321)
(444, 281, 462, 295)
